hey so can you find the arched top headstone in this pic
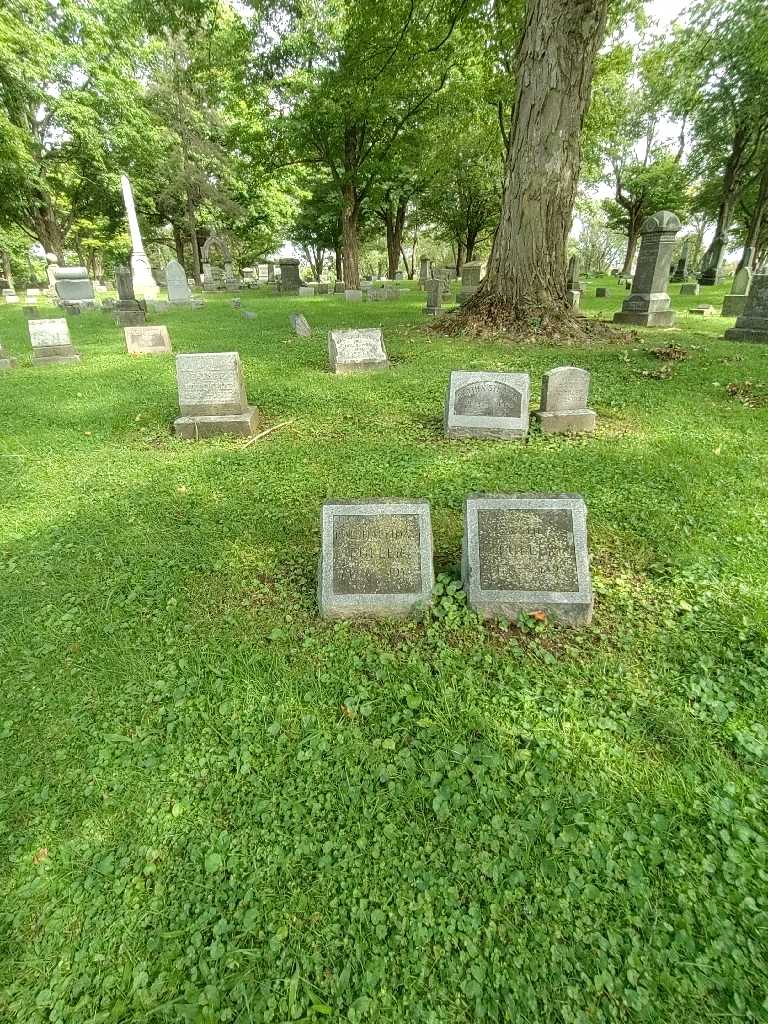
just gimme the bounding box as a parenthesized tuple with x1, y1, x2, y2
(201, 234, 232, 263)
(641, 211, 681, 235)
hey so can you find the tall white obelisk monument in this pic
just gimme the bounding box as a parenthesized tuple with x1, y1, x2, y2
(120, 174, 159, 299)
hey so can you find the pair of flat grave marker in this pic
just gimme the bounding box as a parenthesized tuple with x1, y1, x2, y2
(444, 367, 594, 438)
(319, 494, 593, 626)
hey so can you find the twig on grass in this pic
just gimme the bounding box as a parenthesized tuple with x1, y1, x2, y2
(242, 419, 296, 447)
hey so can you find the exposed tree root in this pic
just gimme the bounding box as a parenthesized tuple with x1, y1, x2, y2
(431, 292, 634, 345)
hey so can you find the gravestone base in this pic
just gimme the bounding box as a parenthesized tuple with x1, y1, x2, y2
(0, 354, 17, 370)
(535, 409, 596, 435)
(724, 325, 768, 344)
(115, 310, 146, 327)
(613, 309, 675, 327)
(174, 407, 259, 439)
(690, 305, 716, 317)
(32, 347, 81, 367)
(722, 295, 748, 316)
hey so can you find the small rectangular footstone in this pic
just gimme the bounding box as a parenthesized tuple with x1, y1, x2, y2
(174, 351, 258, 439)
(124, 325, 172, 355)
(462, 493, 593, 625)
(444, 371, 529, 439)
(328, 328, 388, 373)
(318, 499, 434, 619)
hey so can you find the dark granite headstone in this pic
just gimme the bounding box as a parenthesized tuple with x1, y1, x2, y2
(613, 211, 680, 327)
(724, 271, 768, 343)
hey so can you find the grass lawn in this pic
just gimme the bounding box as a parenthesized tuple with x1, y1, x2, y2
(1, 277, 767, 1023)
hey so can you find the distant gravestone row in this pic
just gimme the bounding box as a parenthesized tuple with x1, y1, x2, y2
(318, 493, 593, 626)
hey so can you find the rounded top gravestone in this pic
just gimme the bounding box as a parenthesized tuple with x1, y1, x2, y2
(641, 210, 682, 235)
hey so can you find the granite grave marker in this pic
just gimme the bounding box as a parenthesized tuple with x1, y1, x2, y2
(534, 366, 595, 434)
(613, 211, 680, 327)
(174, 352, 258, 438)
(444, 371, 530, 440)
(328, 328, 388, 373)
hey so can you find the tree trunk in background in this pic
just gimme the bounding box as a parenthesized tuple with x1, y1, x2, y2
(2, 250, 13, 287)
(701, 126, 749, 284)
(621, 228, 639, 276)
(383, 200, 407, 278)
(173, 222, 185, 265)
(335, 246, 343, 280)
(33, 202, 66, 263)
(456, 240, 466, 276)
(186, 192, 201, 284)
(469, 0, 609, 319)
(341, 181, 361, 289)
(740, 163, 768, 269)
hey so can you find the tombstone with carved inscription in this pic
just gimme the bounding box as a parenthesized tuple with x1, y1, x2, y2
(613, 210, 680, 327)
(173, 351, 258, 438)
(534, 366, 595, 434)
(328, 328, 388, 373)
(444, 371, 530, 440)
(318, 500, 435, 619)
(124, 324, 172, 356)
(29, 318, 81, 366)
(462, 493, 593, 625)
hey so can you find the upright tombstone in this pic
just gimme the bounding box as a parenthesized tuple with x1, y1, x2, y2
(419, 256, 431, 288)
(29, 318, 81, 366)
(459, 261, 483, 304)
(165, 259, 193, 304)
(613, 211, 680, 327)
(566, 255, 579, 291)
(279, 258, 301, 293)
(114, 266, 146, 326)
(0, 344, 17, 369)
(444, 371, 530, 440)
(290, 312, 311, 337)
(425, 278, 442, 316)
(4, 291, 19, 304)
(334, 282, 345, 294)
(462, 493, 593, 625)
(124, 324, 172, 355)
(316, 282, 329, 294)
(534, 366, 596, 434)
(671, 238, 690, 283)
(318, 499, 435, 619)
(328, 328, 388, 373)
(120, 173, 159, 299)
(722, 248, 754, 317)
(344, 289, 363, 302)
(54, 267, 95, 307)
(680, 283, 699, 296)
(699, 235, 726, 286)
(299, 285, 315, 297)
(174, 352, 258, 438)
(724, 270, 768, 343)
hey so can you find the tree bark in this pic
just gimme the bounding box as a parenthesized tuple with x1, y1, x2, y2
(341, 181, 361, 289)
(621, 228, 639, 277)
(701, 125, 750, 284)
(335, 246, 343, 281)
(1, 250, 13, 287)
(740, 162, 768, 269)
(456, 240, 466, 276)
(172, 221, 185, 265)
(473, 0, 609, 317)
(186, 192, 201, 285)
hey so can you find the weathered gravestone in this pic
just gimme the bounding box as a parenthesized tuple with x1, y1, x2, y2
(459, 261, 483, 304)
(328, 328, 388, 373)
(534, 366, 596, 434)
(0, 344, 17, 369)
(344, 289, 363, 302)
(29, 318, 81, 366)
(334, 282, 345, 294)
(124, 324, 172, 355)
(114, 266, 146, 326)
(444, 371, 530, 440)
(722, 251, 753, 317)
(724, 270, 768, 343)
(299, 285, 315, 298)
(566, 255, 579, 292)
(316, 283, 329, 295)
(165, 259, 192, 304)
(279, 258, 301, 294)
(690, 304, 716, 317)
(680, 283, 699, 296)
(174, 352, 258, 438)
(425, 278, 442, 316)
(671, 238, 690, 282)
(318, 499, 435, 619)
(462, 493, 593, 625)
(26, 288, 41, 300)
(290, 312, 311, 338)
(54, 266, 95, 307)
(613, 211, 680, 327)
(5, 292, 19, 304)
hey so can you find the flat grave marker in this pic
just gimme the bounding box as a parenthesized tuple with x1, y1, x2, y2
(328, 328, 388, 373)
(444, 371, 529, 440)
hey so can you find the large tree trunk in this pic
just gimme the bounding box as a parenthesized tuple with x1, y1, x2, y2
(32, 203, 66, 262)
(341, 182, 361, 289)
(335, 246, 343, 281)
(456, 240, 466, 276)
(470, 0, 609, 320)
(383, 199, 407, 278)
(701, 126, 749, 284)
(621, 228, 639, 276)
(172, 221, 185, 265)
